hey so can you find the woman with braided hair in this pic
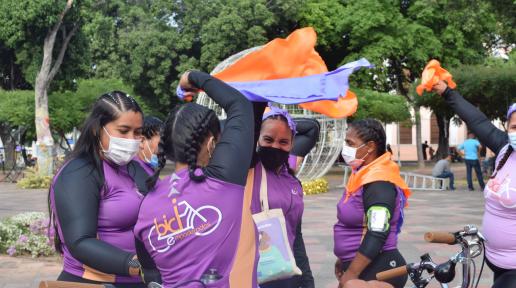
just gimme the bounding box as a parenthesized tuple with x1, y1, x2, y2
(433, 81, 516, 288)
(134, 71, 258, 287)
(49, 91, 147, 286)
(334, 119, 410, 288)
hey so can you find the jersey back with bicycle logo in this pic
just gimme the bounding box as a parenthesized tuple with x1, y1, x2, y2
(148, 197, 223, 253)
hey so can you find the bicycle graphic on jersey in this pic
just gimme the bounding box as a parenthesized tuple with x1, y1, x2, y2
(148, 198, 223, 253)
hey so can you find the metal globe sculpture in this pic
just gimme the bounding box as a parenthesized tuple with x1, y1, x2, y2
(196, 47, 346, 181)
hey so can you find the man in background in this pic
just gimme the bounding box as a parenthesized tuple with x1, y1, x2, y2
(432, 154, 455, 190)
(458, 132, 485, 191)
(422, 140, 429, 160)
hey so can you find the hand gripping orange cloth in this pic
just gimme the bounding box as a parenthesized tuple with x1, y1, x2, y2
(416, 59, 457, 96)
(214, 27, 358, 118)
(345, 152, 411, 205)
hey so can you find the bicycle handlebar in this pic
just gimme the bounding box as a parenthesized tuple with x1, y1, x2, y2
(424, 231, 456, 244)
(376, 265, 408, 281)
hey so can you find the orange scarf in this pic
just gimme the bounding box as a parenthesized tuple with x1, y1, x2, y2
(345, 152, 411, 205)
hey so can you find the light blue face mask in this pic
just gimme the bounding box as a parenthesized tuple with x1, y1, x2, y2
(144, 140, 160, 169)
(149, 154, 159, 169)
(509, 132, 516, 150)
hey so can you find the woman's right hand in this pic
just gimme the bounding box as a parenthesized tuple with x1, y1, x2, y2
(432, 80, 448, 96)
(179, 71, 200, 101)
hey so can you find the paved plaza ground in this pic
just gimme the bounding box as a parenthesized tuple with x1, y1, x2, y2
(0, 164, 493, 288)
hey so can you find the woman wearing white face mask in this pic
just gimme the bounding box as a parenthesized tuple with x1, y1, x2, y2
(49, 91, 147, 287)
(334, 119, 411, 288)
(135, 116, 163, 175)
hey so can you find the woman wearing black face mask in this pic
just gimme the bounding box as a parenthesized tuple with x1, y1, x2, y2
(249, 103, 320, 288)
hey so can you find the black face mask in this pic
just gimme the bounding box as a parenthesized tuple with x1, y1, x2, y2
(257, 146, 290, 171)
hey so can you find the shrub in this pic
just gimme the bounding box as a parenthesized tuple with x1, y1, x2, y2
(17, 167, 52, 189)
(302, 178, 329, 195)
(0, 212, 55, 257)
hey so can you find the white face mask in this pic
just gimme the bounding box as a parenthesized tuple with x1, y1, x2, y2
(509, 132, 516, 150)
(101, 127, 141, 166)
(341, 142, 368, 169)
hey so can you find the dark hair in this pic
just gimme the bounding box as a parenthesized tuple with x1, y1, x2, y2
(49, 91, 142, 253)
(442, 154, 451, 160)
(142, 116, 163, 139)
(491, 145, 513, 179)
(262, 115, 297, 177)
(348, 118, 387, 158)
(147, 103, 220, 189)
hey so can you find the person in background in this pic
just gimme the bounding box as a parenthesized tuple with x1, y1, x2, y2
(458, 132, 485, 191)
(386, 144, 393, 155)
(421, 141, 429, 160)
(428, 146, 435, 160)
(432, 154, 455, 190)
(135, 116, 163, 176)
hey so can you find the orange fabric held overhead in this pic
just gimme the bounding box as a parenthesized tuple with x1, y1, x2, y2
(416, 59, 457, 96)
(299, 91, 358, 118)
(214, 27, 357, 118)
(345, 152, 411, 205)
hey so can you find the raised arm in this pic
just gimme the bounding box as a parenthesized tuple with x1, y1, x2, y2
(434, 81, 508, 154)
(186, 71, 254, 186)
(53, 159, 135, 276)
(250, 102, 268, 168)
(291, 118, 320, 157)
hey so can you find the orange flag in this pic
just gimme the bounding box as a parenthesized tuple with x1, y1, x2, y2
(214, 27, 357, 118)
(416, 59, 457, 96)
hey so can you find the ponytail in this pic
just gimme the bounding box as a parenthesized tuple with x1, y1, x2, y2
(490, 145, 513, 179)
(147, 103, 220, 189)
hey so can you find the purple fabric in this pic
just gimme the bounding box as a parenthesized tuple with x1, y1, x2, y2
(176, 58, 373, 104)
(251, 162, 304, 249)
(288, 155, 298, 171)
(482, 144, 516, 269)
(333, 186, 404, 262)
(507, 103, 516, 120)
(134, 168, 259, 287)
(263, 105, 297, 135)
(50, 160, 144, 283)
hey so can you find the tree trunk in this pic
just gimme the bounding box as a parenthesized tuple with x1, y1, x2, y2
(0, 123, 16, 171)
(414, 105, 425, 168)
(436, 113, 450, 160)
(34, 0, 75, 176)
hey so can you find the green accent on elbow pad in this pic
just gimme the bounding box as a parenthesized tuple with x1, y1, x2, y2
(366, 206, 391, 232)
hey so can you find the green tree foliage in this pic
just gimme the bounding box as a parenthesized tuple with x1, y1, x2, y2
(83, 0, 303, 115)
(352, 89, 411, 124)
(0, 78, 149, 142)
(0, 0, 91, 91)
